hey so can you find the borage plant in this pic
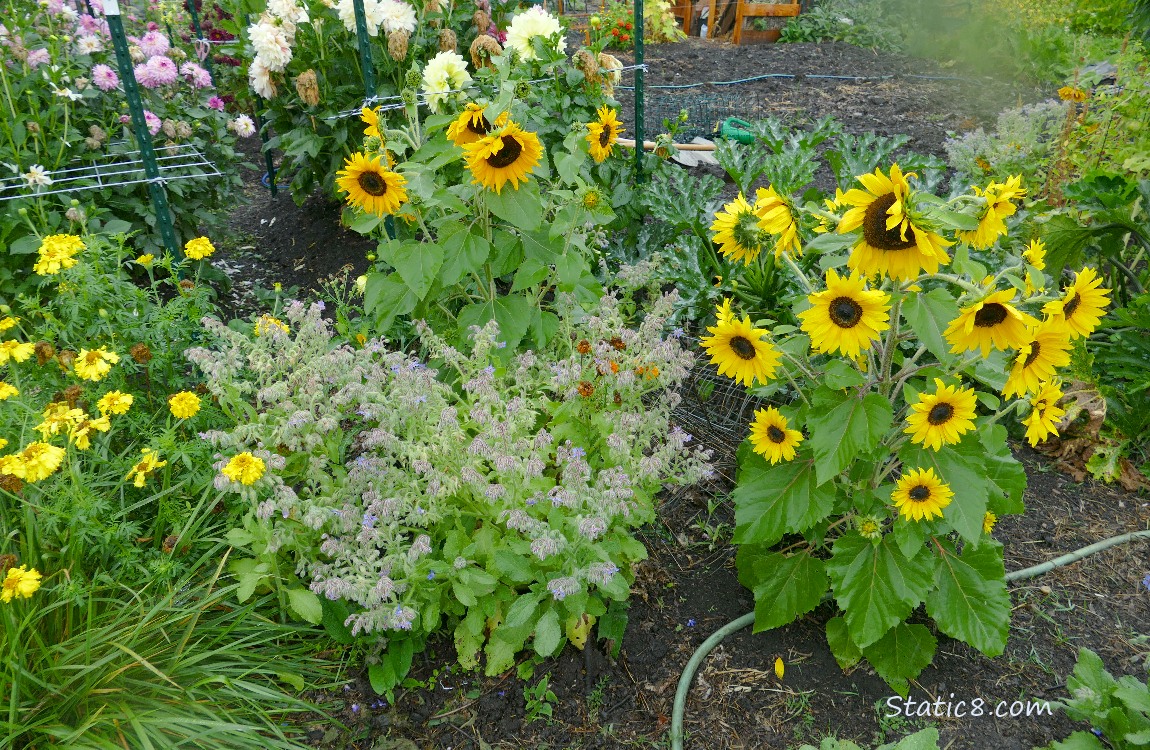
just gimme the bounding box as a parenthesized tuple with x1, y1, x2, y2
(703, 163, 1111, 692)
(190, 292, 711, 693)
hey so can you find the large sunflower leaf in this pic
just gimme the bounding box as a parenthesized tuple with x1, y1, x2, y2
(925, 539, 1009, 656)
(901, 288, 960, 365)
(899, 442, 987, 543)
(485, 182, 542, 231)
(809, 389, 893, 485)
(381, 239, 443, 299)
(825, 616, 862, 670)
(861, 622, 937, 697)
(732, 454, 836, 547)
(826, 534, 932, 649)
(745, 551, 829, 632)
(976, 423, 1027, 514)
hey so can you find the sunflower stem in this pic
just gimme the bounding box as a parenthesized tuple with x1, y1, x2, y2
(780, 252, 813, 293)
(915, 273, 986, 296)
(879, 292, 903, 396)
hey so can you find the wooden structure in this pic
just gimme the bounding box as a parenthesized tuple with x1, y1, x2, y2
(704, 0, 799, 43)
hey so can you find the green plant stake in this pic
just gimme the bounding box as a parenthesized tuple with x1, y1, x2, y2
(352, 0, 376, 97)
(103, 0, 181, 258)
(185, 0, 215, 84)
(633, 0, 645, 184)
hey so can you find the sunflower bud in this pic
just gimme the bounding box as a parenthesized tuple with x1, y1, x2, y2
(473, 9, 489, 30)
(514, 80, 532, 100)
(438, 28, 457, 52)
(388, 30, 409, 61)
(295, 69, 320, 106)
(404, 68, 422, 89)
(129, 343, 153, 364)
(469, 34, 502, 69)
(400, 88, 418, 106)
(653, 133, 675, 160)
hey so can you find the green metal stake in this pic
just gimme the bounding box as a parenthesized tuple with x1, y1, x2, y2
(104, 0, 181, 257)
(351, 0, 376, 98)
(633, 0, 645, 183)
(185, 0, 215, 84)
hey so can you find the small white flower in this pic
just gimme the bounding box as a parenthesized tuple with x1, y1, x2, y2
(23, 164, 53, 188)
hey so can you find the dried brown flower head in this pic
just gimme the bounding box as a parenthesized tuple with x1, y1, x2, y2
(577, 339, 592, 355)
(473, 9, 490, 30)
(577, 381, 595, 398)
(609, 336, 626, 351)
(388, 30, 410, 61)
(129, 343, 153, 364)
(438, 28, 457, 52)
(295, 69, 320, 107)
(0, 554, 17, 572)
(35, 341, 56, 366)
(470, 34, 502, 69)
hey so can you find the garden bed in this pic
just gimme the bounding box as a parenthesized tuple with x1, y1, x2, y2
(205, 37, 1150, 750)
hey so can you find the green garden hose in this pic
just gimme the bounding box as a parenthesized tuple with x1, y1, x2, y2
(668, 528, 1150, 750)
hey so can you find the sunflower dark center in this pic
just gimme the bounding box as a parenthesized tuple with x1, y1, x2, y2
(862, 191, 917, 251)
(729, 336, 758, 360)
(468, 115, 491, 136)
(767, 425, 787, 443)
(927, 402, 954, 425)
(599, 125, 612, 147)
(357, 170, 388, 197)
(908, 485, 931, 502)
(974, 303, 1008, 327)
(1023, 341, 1041, 369)
(1062, 291, 1080, 318)
(486, 136, 523, 169)
(829, 297, 864, 328)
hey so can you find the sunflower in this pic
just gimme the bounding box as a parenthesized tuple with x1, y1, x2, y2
(837, 164, 953, 281)
(748, 406, 804, 464)
(798, 268, 891, 358)
(710, 194, 766, 265)
(1042, 266, 1110, 339)
(336, 152, 408, 216)
(904, 378, 978, 451)
(755, 185, 801, 258)
(1022, 378, 1066, 446)
(361, 106, 383, 139)
(1002, 321, 1073, 398)
(586, 105, 622, 163)
(700, 313, 781, 387)
(956, 176, 1025, 250)
(891, 467, 954, 522)
(447, 102, 492, 147)
(944, 288, 1037, 357)
(1022, 239, 1046, 270)
(463, 121, 544, 194)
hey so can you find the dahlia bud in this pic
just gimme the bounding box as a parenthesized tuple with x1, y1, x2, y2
(128, 44, 145, 62)
(169, 47, 186, 61)
(295, 69, 320, 106)
(438, 28, 457, 52)
(388, 29, 409, 60)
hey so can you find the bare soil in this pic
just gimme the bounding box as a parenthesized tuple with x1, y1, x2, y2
(212, 37, 1149, 750)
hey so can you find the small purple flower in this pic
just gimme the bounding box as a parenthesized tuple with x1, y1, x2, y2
(687, 619, 696, 627)
(495, 341, 507, 348)
(483, 365, 495, 376)
(672, 327, 685, 338)
(427, 571, 436, 580)
(571, 447, 586, 459)
(1143, 573, 1150, 592)
(351, 703, 360, 713)
(362, 513, 377, 529)
(207, 95, 225, 111)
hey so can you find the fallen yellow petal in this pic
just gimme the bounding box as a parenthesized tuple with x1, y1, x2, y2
(774, 657, 784, 679)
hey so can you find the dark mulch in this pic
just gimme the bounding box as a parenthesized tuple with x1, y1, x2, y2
(209, 37, 1148, 750)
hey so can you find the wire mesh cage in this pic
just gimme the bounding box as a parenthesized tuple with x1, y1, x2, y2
(0, 144, 221, 202)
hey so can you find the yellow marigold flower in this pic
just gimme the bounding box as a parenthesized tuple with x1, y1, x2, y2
(73, 346, 119, 381)
(1042, 266, 1110, 340)
(0, 316, 18, 332)
(34, 402, 86, 439)
(126, 448, 166, 488)
(69, 415, 110, 450)
(20, 442, 66, 482)
(982, 511, 998, 534)
(184, 236, 216, 260)
(254, 314, 290, 337)
(1057, 86, 1087, 103)
(1, 565, 43, 603)
(904, 378, 978, 451)
(891, 467, 954, 522)
(0, 340, 36, 364)
(0, 382, 17, 400)
(1023, 239, 1045, 270)
(33, 234, 85, 275)
(748, 406, 804, 464)
(97, 391, 134, 415)
(136, 253, 155, 266)
(168, 391, 201, 419)
(1022, 379, 1066, 447)
(0, 454, 24, 478)
(0, 438, 6, 451)
(222, 452, 267, 485)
